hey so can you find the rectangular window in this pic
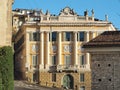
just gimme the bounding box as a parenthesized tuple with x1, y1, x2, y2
(65, 32, 72, 41)
(51, 55, 56, 65)
(32, 55, 38, 66)
(80, 86, 85, 90)
(29, 32, 40, 41)
(80, 73, 85, 82)
(65, 55, 71, 66)
(52, 73, 56, 82)
(80, 55, 85, 65)
(52, 32, 57, 41)
(78, 32, 85, 41)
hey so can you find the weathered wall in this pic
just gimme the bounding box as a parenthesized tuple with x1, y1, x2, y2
(91, 52, 120, 90)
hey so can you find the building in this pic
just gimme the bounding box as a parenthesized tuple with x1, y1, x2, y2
(13, 7, 116, 90)
(0, 0, 14, 46)
(83, 31, 120, 90)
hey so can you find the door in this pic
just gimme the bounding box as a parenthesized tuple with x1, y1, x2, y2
(63, 74, 74, 89)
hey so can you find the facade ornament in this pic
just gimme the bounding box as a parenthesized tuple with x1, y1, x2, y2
(91, 9, 94, 16)
(105, 15, 108, 21)
(84, 9, 88, 16)
(46, 10, 50, 16)
(32, 44, 39, 52)
(59, 7, 77, 16)
(64, 45, 72, 52)
(40, 9, 44, 16)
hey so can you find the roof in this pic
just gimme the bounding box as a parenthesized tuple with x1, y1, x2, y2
(83, 31, 120, 48)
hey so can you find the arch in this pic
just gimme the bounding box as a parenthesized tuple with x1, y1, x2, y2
(62, 74, 74, 89)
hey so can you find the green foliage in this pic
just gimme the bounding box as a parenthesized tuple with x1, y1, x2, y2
(0, 46, 14, 90)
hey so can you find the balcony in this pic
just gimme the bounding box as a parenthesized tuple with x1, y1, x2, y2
(49, 65, 90, 72)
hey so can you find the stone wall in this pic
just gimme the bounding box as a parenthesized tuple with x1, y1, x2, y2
(91, 52, 120, 90)
(39, 71, 91, 90)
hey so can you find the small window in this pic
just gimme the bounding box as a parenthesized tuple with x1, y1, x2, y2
(98, 64, 100, 67)
(109, 79, 111, 81)
(108, 64, 111, 67)
(52, 73, 56, 82)
(98, 79, 101, 82)
(80, 86, 85, 90)
(80, 73, 85, 82)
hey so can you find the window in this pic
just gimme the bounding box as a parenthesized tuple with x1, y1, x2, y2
(52, 32, 57, 41)
(109, 79, 111, 81)
(52, 73, 56, 82)
(98, 79, 101, 82)
(98, 64, 100, 67)
(80, 55, 86, 65)
(108, 64, 111, 67)
(29, 32, 40, 41)
(51, 55, 56, 65)
(78, 32, 85, 41)
(80, 86, 85, 90)
(63, 32, 72, 41)
(32, 55, 38, 66)
(65, 55, 71, 66)
(80, 73, 85, 82)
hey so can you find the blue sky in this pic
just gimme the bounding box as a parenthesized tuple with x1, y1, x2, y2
(13, 0, 120, 29)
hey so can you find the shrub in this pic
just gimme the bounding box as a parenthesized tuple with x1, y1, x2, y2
(0, 46, 14, 90)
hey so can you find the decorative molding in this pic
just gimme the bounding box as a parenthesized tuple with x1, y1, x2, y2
(59, 7, 77, 16)
(32, 44, 39, 52)
(64, 45, 72, 52)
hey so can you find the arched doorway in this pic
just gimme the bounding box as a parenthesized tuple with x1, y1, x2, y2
(62, 74, 74, 89)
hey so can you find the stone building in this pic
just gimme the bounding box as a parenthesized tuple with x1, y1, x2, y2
(13, 7, 116, 90)
(83, 31, 120, 90)
(0, 0, 14, 46)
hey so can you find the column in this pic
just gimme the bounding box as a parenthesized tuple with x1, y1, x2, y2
(86, 53, 90, 70)
(40, 32, 44, 69)
(74, 32, 78, 65)
(92, 31, 96, 39)
(86, 31, 90, 42)
(46, 32, 50, 69)
(58, 32, 62, 65)
(26, 32, 30, 70)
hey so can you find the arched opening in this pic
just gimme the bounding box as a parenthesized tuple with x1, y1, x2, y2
(62, 74, 74, 89)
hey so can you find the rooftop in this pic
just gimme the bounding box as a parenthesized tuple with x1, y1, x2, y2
(83, 31, 120, 48)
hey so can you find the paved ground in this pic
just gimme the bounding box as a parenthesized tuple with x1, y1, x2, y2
(14, 80, 61, 90)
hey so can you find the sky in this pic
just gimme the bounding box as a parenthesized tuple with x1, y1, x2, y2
(13, 0, 120, 29)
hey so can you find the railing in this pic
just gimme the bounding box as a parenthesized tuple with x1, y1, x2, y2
(49, 65, 90, 72)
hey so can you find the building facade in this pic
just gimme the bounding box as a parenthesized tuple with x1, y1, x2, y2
(0, 0, 14, 46)
(83, 31, 120, 90)
(14, 7, 116, 90)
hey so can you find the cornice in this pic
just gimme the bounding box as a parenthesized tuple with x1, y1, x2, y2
(23, 21, 111, 27)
